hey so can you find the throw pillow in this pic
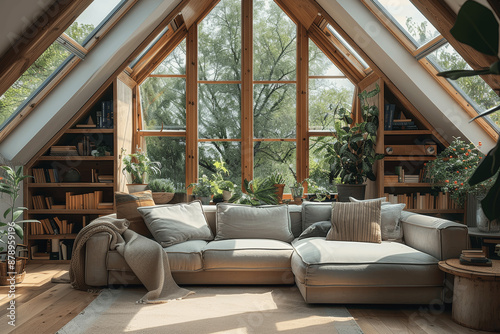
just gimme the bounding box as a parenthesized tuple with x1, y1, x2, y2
(137, 201, 213, 247)
(115, 190, 156, 237)
(215, 203, 294, 242)
(326, 200, 382, 243)
(301, 201, 332, 230)
(349, 197, 405, 242)
(298, 221, 331, 240)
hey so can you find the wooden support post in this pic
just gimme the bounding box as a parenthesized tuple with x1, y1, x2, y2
(296, 24, 309, 189)
(185, 25, 198, 192)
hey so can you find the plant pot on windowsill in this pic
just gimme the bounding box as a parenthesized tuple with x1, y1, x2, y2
(336, 184, 366, 202)
(152, 192, 174, 204)
(126, 184, 148, 193)
(273, 184, 285, 203)
(290, 186, 304, 202)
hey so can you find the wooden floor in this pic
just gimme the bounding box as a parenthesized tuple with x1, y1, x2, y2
(0, 264, 490, 334)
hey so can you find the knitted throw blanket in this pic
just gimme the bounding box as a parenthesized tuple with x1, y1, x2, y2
(70, 216, 193, 303)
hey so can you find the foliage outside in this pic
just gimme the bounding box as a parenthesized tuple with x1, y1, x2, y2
(425, 138, 496, 206)
(0, 166, 39, 252)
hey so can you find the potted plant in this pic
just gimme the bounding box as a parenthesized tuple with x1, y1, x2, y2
(322, 84, 384, 202)
(425, 137, 498, 231)
(290, 178, 308, 202)
(269, 171, 286, 203)
(147, 178, 175, 204)
(232, 178, 278, 205)
(0, 166, 39, 285)
(188, 174, 213, 205)
(121, 148, 161, 193)
(210, 160, 235, 202)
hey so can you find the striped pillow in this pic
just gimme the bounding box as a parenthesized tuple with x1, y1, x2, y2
(326, 200, 382, 243)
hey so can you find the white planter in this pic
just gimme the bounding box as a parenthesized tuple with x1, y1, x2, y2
(222, 190, 232, 201)
(126, 184, 148, 193)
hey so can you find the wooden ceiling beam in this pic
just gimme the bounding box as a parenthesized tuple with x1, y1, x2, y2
(181, 0, 220, 29)
(0, 0, 94, 97)
(274, 0, 319, 29)
(410, 0, 500, 94)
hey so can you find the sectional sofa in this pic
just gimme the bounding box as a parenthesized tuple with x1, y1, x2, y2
(83, 201, 468, 304)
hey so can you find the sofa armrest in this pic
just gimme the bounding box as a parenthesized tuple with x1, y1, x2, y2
(83, 214, 117, 286)
(401, 211, 468, 261)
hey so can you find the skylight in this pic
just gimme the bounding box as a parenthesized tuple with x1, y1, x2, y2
(327, 25, 369, 69)
(371, 0, 440, 48)
(65, 0, 126, 46)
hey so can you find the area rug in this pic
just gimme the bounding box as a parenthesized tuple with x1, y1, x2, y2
(57, 285, 363, 333)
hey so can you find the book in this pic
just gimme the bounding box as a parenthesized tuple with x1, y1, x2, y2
(459, 254, 492, 266)
(384, 104, 395, 130)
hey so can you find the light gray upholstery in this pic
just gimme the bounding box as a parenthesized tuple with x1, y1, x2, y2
(203, 239, 293, 271)
(83, 204, 468, 304)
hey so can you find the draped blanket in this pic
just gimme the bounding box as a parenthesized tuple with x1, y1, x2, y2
(70, 216, 194, 304)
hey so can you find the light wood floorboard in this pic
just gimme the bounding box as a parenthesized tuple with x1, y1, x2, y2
(0, 264, 493, 333)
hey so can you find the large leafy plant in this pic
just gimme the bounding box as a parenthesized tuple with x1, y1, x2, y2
(0, 166, 39, 252)
(437, 0, 500, 220)
(425, 138, 496, 206)
(325, 84, 384, 184)
(232, 178, 278, 205)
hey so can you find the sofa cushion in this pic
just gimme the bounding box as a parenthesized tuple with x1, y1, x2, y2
(301, 201, 332, 230)
(215, 203, 294, 242)
(326, 200, 382, 243)
(350, 197, 405, 242)
(115, 190, 155, 238)
(107, 240, 207, 273)
(138, 201, 213, 247)
(203, 239, 294, 271)
(291, 238, 442, 287)
(298, 221, 331, 240)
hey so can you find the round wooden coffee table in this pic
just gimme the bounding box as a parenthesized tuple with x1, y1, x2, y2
(438, 259, 500, 332)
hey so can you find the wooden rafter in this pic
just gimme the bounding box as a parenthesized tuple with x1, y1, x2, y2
(0, 0, 93, 98)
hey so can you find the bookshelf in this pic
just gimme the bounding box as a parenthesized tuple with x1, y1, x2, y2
(23, 73, 134, 263)
(358, 75, 463, 222)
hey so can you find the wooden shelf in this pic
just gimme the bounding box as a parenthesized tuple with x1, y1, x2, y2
(384, 130, 432, 135)
(384, 156, 436, 162)
(384, 183, 431, 187)
(29, 209, 114, 215)
(37, 156, 114, 161)
(28, 183, 114, 188)
(66, 128, 114, 133)
(406, 209, 465, 214)
(28, 259, 71, 264)
(29, 234, 77, 240)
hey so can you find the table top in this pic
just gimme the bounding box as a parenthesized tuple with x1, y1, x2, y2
(438, 259, 500, 281)
(467, 227, 500, 238)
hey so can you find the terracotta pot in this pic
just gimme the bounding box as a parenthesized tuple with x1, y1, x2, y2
(274, 184, 285, 203)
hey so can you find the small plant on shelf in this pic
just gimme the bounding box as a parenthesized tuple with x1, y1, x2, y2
(188, 174, 213, 204)
(210, 160, 235, 201)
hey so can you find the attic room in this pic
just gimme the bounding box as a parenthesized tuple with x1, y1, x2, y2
(0, 0, 499, 333)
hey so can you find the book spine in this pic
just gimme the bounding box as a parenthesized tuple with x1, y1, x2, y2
(388, 104, 395, 130)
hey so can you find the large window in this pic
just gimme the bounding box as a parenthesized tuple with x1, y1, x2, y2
(136, 0, 360, 192)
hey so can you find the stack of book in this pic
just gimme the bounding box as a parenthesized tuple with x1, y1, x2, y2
(459, 250, 492, 266)
(392, 119, 418, 130)
(97, 175, 113, 183)
(32, 168, 60, 183)
(50, 146, 78, 156)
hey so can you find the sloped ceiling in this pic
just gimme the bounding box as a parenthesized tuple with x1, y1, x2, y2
(0, 0, 496, 164)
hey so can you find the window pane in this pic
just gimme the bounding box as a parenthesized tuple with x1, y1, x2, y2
(254, 0, 296, 81)
(145, 137, 186, 189)
(130, 26, 169, 68)
(427, 44, 500, 129)
(309, 79, 355, 131)
(309, 40, 344, 76)
(254, 84, 296, 138)
(372, 0, 440, 47)
(198, 0, 241, 81)
(199, 141, 241, 186)
(309, 137, 336, 189)
(140, 77, 186, 130)
(199, 84, 241, 139)
(0, 42, 72, 128)
(254, 141, 296, 192)
(326, 25, 369, 68)
(152, 39, 186, 75)
(65, 0, 124, 45)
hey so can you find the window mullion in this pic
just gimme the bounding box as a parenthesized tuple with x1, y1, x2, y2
(186, 25, 199, 191)
(56, 33, 88, 59)
(297, 23, 309, 190)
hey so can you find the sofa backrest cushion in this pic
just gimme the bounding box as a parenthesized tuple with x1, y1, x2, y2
(326, 200, 382, 243)
(115, 190, 155, 238)
(215, 203, 294, 242)
(301, 202, 332, 230)
(350, 197, 405, 242)
(138, 200, 214, 247)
